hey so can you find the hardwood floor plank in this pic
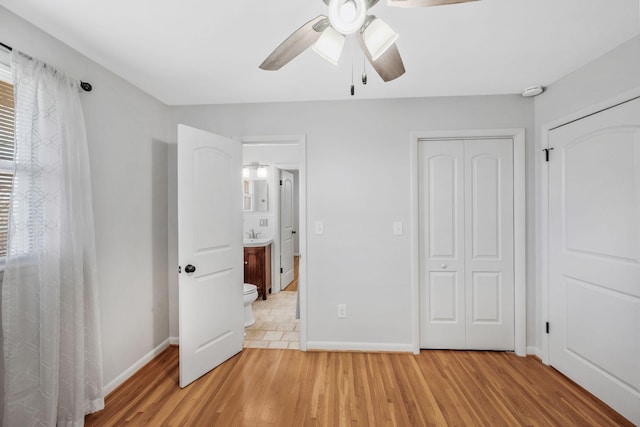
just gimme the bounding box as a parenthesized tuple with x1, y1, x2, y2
(282, 256, 299, 292)
(85, 347, 633, 426)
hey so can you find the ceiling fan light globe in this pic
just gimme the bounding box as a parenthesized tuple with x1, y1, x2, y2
(328, 0, 367, 34)
(364, 17, 399, 60)
(312, 27, 346, 66)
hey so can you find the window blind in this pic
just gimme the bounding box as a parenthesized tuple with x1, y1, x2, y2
(0, 79, 14, 257)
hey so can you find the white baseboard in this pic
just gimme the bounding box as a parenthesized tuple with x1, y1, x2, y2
(306, 341, 414, 353)
(169, 336, 179, 345)
(103, 338, 171, 396)
(527, 346, 542, 358)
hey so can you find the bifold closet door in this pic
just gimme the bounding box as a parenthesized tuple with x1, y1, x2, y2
(419, 139, 514, 350)
(419, 140, 466, 349)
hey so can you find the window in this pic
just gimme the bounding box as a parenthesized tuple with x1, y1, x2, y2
(0, 62, 14, 259)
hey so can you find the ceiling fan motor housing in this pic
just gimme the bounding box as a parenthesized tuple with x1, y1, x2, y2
(328, 0, 368, 34)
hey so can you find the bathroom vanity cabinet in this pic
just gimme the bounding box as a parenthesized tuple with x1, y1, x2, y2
(244, 244, 271, 300)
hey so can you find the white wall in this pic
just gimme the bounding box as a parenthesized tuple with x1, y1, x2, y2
(532, 34, 640, 355)
(0, 7, 172, 387)
(168, 95, 535, 348)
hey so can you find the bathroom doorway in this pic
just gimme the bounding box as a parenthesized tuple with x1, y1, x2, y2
(240, 135, 306, 350)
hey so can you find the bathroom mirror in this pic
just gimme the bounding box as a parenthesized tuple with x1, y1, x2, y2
(243, 180, 268, 212)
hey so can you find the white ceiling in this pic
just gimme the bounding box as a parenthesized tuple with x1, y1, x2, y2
(1, 0, 638, 105)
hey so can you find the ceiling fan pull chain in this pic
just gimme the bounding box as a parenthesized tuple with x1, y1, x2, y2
(351, 39, 355, 96)
(362, 53, 367, 85)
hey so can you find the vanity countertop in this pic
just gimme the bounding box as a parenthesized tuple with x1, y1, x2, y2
(243, 238, 272, 247)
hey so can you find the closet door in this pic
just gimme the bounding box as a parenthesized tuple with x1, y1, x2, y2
(419, 140, 466, 349)
(419, 138, 514, 350)
(465, 139, 514, 350)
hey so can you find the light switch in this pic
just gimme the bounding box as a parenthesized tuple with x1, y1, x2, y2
(259, 218, 268, 227)
(315, 221, 324, 235)
(393, 221, 403, 235)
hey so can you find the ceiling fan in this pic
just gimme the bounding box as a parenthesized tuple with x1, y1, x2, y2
(259, 0, 479, 82)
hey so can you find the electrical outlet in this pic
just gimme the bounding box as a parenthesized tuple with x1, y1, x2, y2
(338, 304, 347, 319)
(259, 218, 268, 227)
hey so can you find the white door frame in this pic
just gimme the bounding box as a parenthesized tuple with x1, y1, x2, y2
(241, 134, 308, 351)
(538, 87, 640, 365)
(410, 129, 526, 356)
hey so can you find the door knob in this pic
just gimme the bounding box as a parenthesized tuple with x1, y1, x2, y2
(244, 261, 248, 265)
(441, 264, 448, 269)
(185, 264, 196, 274)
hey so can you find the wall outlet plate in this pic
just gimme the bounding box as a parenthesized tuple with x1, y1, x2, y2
(259, 218, 268, 226)
(393, 221, 403, 235)
(338, 304, 347, 318)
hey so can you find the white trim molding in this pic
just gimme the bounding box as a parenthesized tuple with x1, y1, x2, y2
(103, 338, 171, 396)
(409, 128, 527, 357)
(527, 346, 542, 359)
(306, 341, 414, 353)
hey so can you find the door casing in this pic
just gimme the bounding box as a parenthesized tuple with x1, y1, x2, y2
(410, 129, 526, 356)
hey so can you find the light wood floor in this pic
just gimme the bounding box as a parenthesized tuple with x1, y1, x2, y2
(85, 347, 631, 426)
(282, 255, 299, 292)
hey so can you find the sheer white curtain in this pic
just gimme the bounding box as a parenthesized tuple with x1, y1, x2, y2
(2, 51, 103, 426)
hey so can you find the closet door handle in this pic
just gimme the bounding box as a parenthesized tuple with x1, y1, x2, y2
(441, 264, 448, 269)
(185, 264, 196, 274)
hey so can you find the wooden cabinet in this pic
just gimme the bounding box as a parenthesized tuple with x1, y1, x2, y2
(244, 244, 271, 300)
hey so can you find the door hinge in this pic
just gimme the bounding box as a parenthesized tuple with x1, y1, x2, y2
(545, 322, 550, 334)
(280, 179, 283, 185)
(280, 267, 283, 273)
(542, 147, 554, 162)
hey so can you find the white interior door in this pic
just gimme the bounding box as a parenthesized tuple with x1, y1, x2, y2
(280, 170, 295, 288)
(178, 124, 243, 388)
(465, 139, 514, 350)
(419, 139, 514, 350)
(419, 140, 466, 348)
(548, 98, 640, 425)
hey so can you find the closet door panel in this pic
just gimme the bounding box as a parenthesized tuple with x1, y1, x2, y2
(419, 140, 466, 348)
(464, 139, 514, 350)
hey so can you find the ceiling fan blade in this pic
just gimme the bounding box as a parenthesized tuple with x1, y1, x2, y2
(259, 16, 328, 71)
(358, 33, 405, 82)
(387, 0, 479, 7)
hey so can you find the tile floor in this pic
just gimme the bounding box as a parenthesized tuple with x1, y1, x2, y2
(243, 290, 299, 349)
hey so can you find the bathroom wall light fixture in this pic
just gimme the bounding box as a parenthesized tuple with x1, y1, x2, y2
(243, 162, 269, 179)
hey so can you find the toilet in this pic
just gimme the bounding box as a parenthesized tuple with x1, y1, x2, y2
(243, 283, 258, 327)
